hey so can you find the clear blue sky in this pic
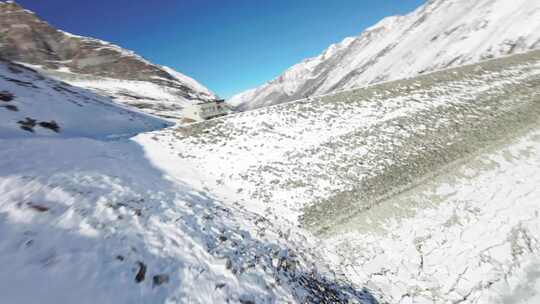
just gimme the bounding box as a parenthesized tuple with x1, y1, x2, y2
(17, 0, 424, 98)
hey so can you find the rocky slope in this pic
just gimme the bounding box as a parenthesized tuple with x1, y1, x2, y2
(157, 50, 540, 224)
(0, 1, 216, 120)
(229, 0, 540, 110)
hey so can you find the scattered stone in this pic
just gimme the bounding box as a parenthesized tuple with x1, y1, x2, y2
(3, 104, 18, 111)
(4, 77, 37, 88)
(53, 85, 77, 94)
(152, 274, 169, 287)
(135, 261, 147, 283)
(27, 202, 49, 212)
(215, 283, 226, 289)
(239, 298, 255, 304)
(17, 117, 36, 132)
(7, 65, 23, 74)
(38, 120, 60, 133)
(0, 91, 14, 102)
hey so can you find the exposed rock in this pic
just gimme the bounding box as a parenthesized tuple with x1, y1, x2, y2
(17, 117, 36, 132)
(27, 202, 49, 212)
(0, 90, 14, 101)
(135, 261, 147, 283)
(152, 274, 169, 287)
(2, 104, 18, 111)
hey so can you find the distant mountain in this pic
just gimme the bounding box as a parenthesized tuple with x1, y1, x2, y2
(229, 0, 540, 110)
(0, 1, 217, 120)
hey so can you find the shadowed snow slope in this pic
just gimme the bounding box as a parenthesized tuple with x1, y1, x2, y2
(230, 0, 540, 110)
(0, 60, 170, 139)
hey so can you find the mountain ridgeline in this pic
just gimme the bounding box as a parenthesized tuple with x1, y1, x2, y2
(229, 0, 540, 110)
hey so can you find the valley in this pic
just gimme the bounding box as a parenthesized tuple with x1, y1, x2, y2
(2, 0, 540, 303)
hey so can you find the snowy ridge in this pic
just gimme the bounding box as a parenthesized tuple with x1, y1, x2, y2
(161, 66, 215, 97)
(40, 68, 211, 121)
(0, 60, 169, 139)
(230, 0, 540, 110)
(0, 1, 218, 121)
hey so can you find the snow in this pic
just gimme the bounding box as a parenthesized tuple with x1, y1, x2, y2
(0, 50, 539, 302)
(322, 128, 540, 303)
(0, 59, 373, 303)
(1, 3, 540, 301)
(229, 0, 540, 110)
(0, 61, 169, 139)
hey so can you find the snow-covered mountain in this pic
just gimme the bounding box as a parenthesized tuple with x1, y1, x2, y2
(0, 1, 217, 121)
(0, 59, 169, 139)
(229, 0, 540, 110)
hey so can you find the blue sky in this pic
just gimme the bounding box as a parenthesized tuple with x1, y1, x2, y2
(17, 0, 424, 98)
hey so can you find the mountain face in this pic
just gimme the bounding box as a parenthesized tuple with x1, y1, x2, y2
(0, 1, 216, 120)
(229, 0, 540, 110)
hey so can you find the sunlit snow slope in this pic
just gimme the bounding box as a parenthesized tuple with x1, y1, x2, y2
(230, 0, 540, 110)
(148, 50, 540, 303)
